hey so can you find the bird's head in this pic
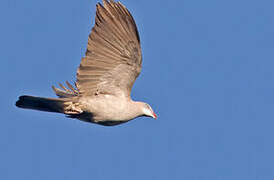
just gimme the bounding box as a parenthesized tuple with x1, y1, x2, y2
(141, 103, 157, 119)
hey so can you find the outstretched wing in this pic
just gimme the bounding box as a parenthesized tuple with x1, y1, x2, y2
(76, 0, 142, 97)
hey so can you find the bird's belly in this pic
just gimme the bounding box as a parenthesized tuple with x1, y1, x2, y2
(93, 104, 131, 121)
(80, 95, 133, 122)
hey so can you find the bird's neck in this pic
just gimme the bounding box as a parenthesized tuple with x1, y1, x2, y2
(129, 101, 145, 118)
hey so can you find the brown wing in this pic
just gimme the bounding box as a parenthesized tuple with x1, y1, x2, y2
(76, 0, 142, 97)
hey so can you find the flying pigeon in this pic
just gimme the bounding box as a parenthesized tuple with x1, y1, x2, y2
(16, 0, 156, 126)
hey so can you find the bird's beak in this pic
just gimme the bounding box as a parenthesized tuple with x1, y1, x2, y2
(153, 112, 157, 119)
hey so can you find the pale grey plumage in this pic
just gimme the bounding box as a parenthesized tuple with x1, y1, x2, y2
(16, 0, 156, 126)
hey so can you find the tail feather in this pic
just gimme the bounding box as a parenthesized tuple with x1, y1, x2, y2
(16, 95, 66, 113)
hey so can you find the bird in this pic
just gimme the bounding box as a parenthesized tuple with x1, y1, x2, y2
(15, 0, 157, 126)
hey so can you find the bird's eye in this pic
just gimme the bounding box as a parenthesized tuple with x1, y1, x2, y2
(145, 104, 151, 110)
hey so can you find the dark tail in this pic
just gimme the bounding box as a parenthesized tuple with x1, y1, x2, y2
(16, 95, 67, 113)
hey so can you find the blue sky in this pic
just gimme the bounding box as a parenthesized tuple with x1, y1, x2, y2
(1, 0, 274, 179)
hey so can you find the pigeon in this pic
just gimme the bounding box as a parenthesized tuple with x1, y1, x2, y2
(15, 0, 157, 126)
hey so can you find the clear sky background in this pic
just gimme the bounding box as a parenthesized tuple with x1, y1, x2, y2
(1, 0, 274, 179)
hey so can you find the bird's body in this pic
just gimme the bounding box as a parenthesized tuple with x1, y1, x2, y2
(16, 0, 156, 126)
(77, 94, 143, 122)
